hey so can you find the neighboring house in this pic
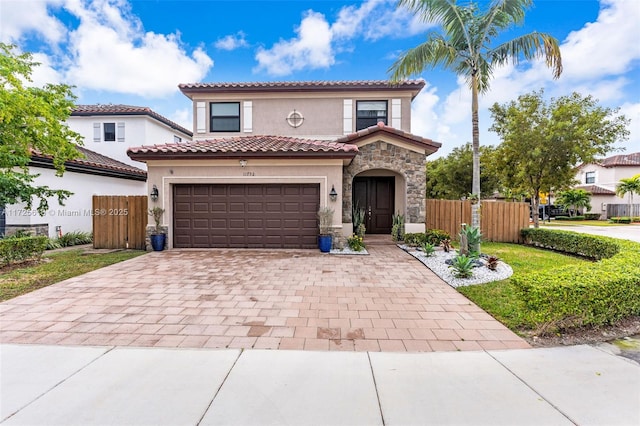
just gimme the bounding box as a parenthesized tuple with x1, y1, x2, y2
(68, 104, 193, 169)
(3, 147, 146, 238)
(128, 80, 441, 249)
(574, 152, 640, 218)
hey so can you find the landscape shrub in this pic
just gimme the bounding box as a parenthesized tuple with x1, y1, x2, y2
(520, 228, 619, 260)
(609, 217, 632, 224)
(555, 215, 585, 221)
(514, 228, 640, 331)
(583, 213, 601, 220)
(0, 236, 48, 266)
(56, 231, 93, 247)
(404, 229, 451, 247)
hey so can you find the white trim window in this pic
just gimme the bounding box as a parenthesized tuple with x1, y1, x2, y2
(356, 100, 387, 130)
(585, 171, 596, 184)
(210, 102, 240, 132)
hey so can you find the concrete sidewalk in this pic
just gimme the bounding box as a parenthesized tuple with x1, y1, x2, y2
(1, 344, 638, 425)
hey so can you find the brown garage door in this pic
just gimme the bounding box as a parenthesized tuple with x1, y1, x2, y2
(173, 184, 320, 248)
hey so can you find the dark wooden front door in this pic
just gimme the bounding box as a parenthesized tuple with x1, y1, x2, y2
(353, 177, 394, 234)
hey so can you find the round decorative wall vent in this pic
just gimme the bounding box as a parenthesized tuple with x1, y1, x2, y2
(286, 110, 304, 128)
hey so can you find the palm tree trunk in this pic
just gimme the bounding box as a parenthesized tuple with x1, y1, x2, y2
(471, 73, 481, 230)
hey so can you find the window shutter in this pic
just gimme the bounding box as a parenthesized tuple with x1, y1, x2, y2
(391, 98, 402, 128)
(93, 123, 101, 142)
(243, 101, 253, 133)
(117, 122, 125, 142)
(196, 102, 206, 133)
(343, 99, 353, 134)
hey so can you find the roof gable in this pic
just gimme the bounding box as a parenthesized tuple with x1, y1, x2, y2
(335, 122, 441, 154)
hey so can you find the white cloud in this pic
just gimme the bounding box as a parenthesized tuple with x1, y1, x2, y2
(255, 10, 333, 76)
(3, 0, 214, 97)
(618, 102, 640, 152)
(0, 0, 66, 44)
(29, 52, 63, 86)
(215, 31, 248, 51)
(255, 0, 434, 76)
(411, 83, 455, 146)
(560, 0, 640, 81)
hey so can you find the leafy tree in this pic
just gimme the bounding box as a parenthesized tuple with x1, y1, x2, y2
(0, 43, 82, 227)
(555, 189, 591, 217)
(426, 143, 499, 199)
(389, 0, 562, 231)
(616, 174, 640, 217)
(490, 90, 629, 227)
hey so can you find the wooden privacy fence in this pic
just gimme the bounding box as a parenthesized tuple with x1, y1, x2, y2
(426, 199, 530, 243)
(93, 196, 147, 249)
(606, 203, 640, 218)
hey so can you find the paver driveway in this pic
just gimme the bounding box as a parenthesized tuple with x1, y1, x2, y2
(0, 239, 528, 352)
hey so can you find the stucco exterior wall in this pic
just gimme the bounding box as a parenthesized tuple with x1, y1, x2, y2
(190, 90, 415, 140)
(145, 159, 345, 249)
(575, 163, 640, 207)
(4, 167, 146, 238)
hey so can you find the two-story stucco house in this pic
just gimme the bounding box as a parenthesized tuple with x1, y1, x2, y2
(575, 152, 640, 218)
(128, 80, 441, 249)
(69, 104, 193, 169)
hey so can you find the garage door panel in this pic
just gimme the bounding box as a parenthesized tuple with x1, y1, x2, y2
(174, 184, 319, 248)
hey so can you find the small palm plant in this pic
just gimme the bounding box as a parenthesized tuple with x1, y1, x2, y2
(421, 241, 436, 257)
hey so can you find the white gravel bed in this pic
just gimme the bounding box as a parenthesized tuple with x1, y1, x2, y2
(330, 247, 369, 255)
(398, 244, 513, 288)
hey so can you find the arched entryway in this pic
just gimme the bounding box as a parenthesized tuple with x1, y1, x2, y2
(352, 169, 405, 234)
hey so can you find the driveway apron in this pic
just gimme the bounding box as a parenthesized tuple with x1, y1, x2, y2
(0, 239, 528, 352)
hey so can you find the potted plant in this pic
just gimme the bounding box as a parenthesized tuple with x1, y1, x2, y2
(148, 207, 166, 251)
(317, 206, 334, 253)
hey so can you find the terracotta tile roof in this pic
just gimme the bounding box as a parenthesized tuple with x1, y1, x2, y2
(72, 104, 193, 137)
(575, 185, 616, 195)
(31, 146, 146, 179)
(600, 152, 640, 167)
(128, 135, 359, 160)
(335, 121, 441, 153)
(179, 80, 425, 98)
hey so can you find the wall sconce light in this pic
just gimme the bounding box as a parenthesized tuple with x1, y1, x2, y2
(239, 159, 248, 168)
(150, 184, 159, 202)
(329, 185, 338, 202)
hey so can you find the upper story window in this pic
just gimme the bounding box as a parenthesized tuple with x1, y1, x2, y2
(585, 171, 596, 184)
(210, 102, 240, 132)
(103, 123, 116, 141)
(356, 100, 387, 131)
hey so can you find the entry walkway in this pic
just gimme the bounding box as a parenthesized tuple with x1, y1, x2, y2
(1, 343, 638, 425)
(0, 241, 527, 352)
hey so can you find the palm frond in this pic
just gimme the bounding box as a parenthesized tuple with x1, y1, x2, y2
(389, 36, 459, 81)
(490, 32, 563, 79)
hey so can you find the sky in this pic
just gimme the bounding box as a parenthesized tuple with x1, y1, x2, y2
(1, 0, 639, 158)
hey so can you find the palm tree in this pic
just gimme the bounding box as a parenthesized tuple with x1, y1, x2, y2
(616, 175, 640, 218)
(556, 189, 591, 217)
(389, 0, 562, 231)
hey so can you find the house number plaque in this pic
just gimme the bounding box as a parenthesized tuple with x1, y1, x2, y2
(243, 171, 255, 176)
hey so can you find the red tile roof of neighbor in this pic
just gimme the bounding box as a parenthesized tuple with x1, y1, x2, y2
(335, 121, 442, 153)
(128, 135, 359, 160)
(72, 104, 193, 137)
(31, 146, 146, 179)
(179, 80, 426, 98)
(599, 152, 640, 167)
(575, 185, 616, 195)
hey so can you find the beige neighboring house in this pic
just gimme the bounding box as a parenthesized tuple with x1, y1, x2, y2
(128, 80, 441, 249)
(575, 152, 640, 218)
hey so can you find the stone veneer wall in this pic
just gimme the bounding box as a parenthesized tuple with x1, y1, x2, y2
(3, 224, 49, 237)
(342, 141, 426, 224)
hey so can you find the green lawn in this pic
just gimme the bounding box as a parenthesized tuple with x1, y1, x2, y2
(540, 220, 631, 227)
(0, 249, 147, 302)
(458, 242, 589, 330)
